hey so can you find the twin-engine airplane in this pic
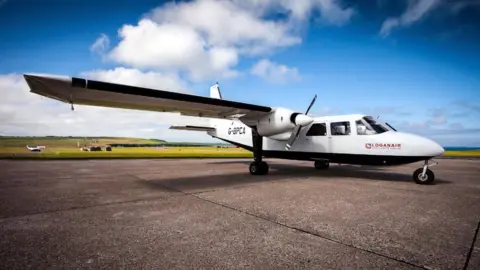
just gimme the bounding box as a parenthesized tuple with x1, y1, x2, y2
(23, 74, 444, 184)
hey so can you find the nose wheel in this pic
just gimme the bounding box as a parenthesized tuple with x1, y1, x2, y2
(413, 159, 437, 184)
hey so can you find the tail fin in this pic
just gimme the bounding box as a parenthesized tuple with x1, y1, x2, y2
(210, 82, 223, 99)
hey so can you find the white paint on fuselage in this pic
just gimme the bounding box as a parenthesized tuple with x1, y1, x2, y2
(208, 114, 444, 158)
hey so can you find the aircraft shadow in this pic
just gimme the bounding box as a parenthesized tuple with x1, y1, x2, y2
(140, 162, 451, 193)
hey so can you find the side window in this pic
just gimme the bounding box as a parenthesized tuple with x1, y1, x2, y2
(356, 120, 376, 135)
(331, 121, 351, 136)
(306, 123, 327, 136)
(356, 120, 367, 135)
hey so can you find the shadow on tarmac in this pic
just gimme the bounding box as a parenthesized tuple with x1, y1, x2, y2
(140, 161, 451, 193)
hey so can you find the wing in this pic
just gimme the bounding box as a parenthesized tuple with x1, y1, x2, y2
(169, 125, 216, 132)
(23, 74, 272, 119)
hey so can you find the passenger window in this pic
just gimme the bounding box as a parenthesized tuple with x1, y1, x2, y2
(330, 121, 350, 135)
(306, 123, 327, 136)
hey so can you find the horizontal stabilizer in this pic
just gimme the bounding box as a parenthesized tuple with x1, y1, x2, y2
(169, 125, 216, 132)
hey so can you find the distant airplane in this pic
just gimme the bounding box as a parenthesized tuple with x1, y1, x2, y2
(23, 74, 444, 184)
(26, 145, 42, 152)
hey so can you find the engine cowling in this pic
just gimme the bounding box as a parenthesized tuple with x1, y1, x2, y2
(255, 107, 313, 137)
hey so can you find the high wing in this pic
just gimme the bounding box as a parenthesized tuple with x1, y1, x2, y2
(23, 74, 272, 119)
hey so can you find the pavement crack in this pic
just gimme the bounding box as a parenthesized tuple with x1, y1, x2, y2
(463, 217, 480, 270)
(143, 177, 427, 269)
(192, 194, 428, 270)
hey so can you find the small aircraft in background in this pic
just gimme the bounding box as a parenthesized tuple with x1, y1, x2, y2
(23, 74, 444, 184)
(26, 145, 44, 152)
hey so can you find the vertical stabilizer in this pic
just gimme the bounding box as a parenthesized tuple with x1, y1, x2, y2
(210, 82, 223, 99)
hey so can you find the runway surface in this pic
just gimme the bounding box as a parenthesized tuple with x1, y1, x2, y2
(1, 158, 479, 269)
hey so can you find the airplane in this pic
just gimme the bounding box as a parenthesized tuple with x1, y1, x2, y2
(23, 73, 445, 185)
(26, 145, 42, 152)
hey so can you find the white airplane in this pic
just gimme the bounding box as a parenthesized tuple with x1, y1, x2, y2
(26, 145, 41, 152)
(23, 74, 444, 185)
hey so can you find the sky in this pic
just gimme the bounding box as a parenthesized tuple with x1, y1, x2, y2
(0, 0, 479, 146)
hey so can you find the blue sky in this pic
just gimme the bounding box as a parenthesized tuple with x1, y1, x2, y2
(0, 0, 479, 146)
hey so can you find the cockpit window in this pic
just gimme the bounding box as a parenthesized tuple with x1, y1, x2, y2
(356, 116, 389, 135)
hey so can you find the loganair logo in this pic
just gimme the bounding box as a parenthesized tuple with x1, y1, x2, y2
(365, 143, 401, 149)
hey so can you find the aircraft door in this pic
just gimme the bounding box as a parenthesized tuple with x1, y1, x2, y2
(304, 122, 330, 153)
(328, 120, 352, 155)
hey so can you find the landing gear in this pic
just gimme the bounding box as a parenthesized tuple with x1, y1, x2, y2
(413, 159, 437, 185)
(249, 161, 269, 175)
(249, 127, 269, 175)
(314, 160, 329, 170)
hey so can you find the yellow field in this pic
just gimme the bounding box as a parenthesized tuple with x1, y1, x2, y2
(443, 150, 480, 157)
(0, 146, 253, 159)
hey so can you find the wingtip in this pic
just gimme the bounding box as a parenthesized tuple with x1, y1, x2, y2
(23, 73, 72, 82)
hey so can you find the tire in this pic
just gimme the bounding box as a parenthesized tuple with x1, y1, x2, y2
(314, 160, 329, 170)
(259, 161, 269, 175)
(250, 162, 269, 175)
(413, 168, 435, 185)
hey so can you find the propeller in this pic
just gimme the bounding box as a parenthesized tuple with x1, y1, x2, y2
(285, 95, 317, 150)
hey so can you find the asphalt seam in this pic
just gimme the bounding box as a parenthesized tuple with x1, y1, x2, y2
(463, 217, 480, 270)
(191, 194, 428, 270)
(139, 176, 428, 270)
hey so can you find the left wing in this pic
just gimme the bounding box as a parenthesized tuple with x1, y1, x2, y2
(24, 74, 272, 119)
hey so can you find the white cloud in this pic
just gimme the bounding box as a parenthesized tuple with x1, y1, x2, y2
(1, 0, 358, 140)
(251, 59, 301, 84)
(0, 73, 216, 142)
(380, 0, 441, 37)
(103, 0, 353, 81)
(90, 33, 110, 55)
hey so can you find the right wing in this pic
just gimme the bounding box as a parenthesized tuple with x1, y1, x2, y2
(24, 74, 273, 120)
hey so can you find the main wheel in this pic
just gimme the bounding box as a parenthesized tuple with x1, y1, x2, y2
(413, 168, 435, 185)
(314, 160, 329, 170)
(249, 161, 269, 175)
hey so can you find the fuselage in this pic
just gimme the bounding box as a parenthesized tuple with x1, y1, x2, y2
(209, 113, 444, 166)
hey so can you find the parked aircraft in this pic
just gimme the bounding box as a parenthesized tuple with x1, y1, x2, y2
(26, 145, 42, 152)
(23, 74, 444, 184)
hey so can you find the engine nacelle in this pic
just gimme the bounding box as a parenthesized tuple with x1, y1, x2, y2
(256, 107, 313, 137)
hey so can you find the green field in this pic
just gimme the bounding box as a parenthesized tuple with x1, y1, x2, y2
(0, 136, 252, 159)
(0, 136, 478, 159)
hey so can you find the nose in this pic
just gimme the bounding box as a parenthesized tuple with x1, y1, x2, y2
(428, 139, 444, 157)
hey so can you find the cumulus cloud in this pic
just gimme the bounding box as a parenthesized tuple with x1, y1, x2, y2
(250, 59, 301, 83)
(380, 0, 441, 37)
(90, 33, 110, 56)
(2, 0, 358, 141)
(0, 73, 214, 142)
(102, 0, 354, 81)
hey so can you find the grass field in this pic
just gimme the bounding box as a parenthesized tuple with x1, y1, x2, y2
(0, 136, 251, 159)
(0, 136, 478, 159)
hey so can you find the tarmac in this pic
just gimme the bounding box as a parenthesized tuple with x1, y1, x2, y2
(0, 158, 479, 269)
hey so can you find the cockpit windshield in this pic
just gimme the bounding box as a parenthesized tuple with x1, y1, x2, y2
(356, 116, 390, 135)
